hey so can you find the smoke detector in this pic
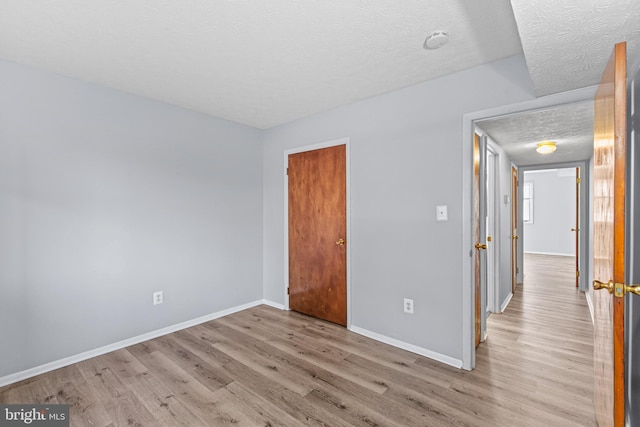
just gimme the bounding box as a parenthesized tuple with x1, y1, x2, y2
(424, 31, 449, 50)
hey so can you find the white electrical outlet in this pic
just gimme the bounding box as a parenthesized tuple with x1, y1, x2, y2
(153, 291, 163, 305)
(404, 298, 414, 314)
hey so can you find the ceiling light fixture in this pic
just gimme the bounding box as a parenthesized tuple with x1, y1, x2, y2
(536, 141, 557, 154)
(424, 31, 449, 50)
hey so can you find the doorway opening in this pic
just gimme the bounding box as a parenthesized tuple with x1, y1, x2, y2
(462, 88, 596, 370)
(520, 167, 581, 291)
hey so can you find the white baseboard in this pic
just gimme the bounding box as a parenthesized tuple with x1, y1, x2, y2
(0, 299, 266, 388)
(349, 325, 463, 369)
(586, 291, 594, 325)
(261, 299, 285, 310)
(523, 251, 574, 257)
(500, 292, 513, 313)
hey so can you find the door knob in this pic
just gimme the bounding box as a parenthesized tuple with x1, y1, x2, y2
(593, 279, 614, 294)
(336, 238, 345, 246)
(627, 285, 640, 296)
(594, 279, 640, 297)
(475, 243, 487, 250)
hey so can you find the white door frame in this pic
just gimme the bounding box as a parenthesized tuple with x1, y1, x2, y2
(486, 146, 499, 315)
(519, 162, 589, 284)
(461, 86, 596, 370)
(283, 137, 352, 328)
(478, 133, 488, 343)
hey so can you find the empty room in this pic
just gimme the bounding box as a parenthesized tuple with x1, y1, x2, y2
(1, 2, 640, 426)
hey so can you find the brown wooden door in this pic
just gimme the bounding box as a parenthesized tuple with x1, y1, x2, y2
(473, 133, 481, 347)
(511, 166, 518, 293)
(592, 42, 626, 427)
(288, 145, 347, 326)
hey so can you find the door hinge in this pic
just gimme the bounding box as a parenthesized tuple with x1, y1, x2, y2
(577, 270, 580, 277)
(287, 287, 290, 295)
(576, 177, 581, 184)
(286, 167, 289, 175)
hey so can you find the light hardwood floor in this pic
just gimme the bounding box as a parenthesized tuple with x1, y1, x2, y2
(1, 254, 595, 426)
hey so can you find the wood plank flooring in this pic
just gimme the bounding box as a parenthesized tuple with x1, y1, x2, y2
(0, 254, 595, 426)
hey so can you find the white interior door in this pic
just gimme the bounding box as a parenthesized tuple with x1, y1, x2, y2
(486, 149, 497, 314)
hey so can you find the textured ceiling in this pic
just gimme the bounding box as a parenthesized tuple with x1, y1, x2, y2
(1, 2, 637, 130)
(476, 102, 593, 167)
(510, 0, 640, 96)
(0, 1, 523, 129)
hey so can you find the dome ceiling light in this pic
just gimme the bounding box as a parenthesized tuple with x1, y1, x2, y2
(536, 141, 557, 154)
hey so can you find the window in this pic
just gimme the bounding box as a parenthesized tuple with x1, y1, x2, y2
(523, 182, 533, 223)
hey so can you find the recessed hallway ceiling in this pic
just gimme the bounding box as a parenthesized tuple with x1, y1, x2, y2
(0, 2, 638, 129)
(476, 102, 594, 167)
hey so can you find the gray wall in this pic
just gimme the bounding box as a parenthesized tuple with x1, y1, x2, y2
(523, 169, 576, 256)
(263, 55, 534, 360)
(0, 59, 264, 377)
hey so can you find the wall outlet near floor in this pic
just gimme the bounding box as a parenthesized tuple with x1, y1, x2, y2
(404, 298, 414, 314)
(153, 291, 163, 305)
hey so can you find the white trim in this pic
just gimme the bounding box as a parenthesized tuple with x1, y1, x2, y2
(586, 291, 595, 325)
(262, 299, 286, 310)
(283, 137, 352, 327)
(349, 325, 463, 369)
(485, 139, 502, 319)
(461, 123, 474, 369)
(523, 251, 575, 257)
(500, 292, 513, 313)
(525, 168, 559, 174)
(462, 85, 597, 370)
(486, 147, 499, 315)
(0, 300, 265, 388)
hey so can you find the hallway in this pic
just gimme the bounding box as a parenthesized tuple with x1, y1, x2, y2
(476, 253, 595, 425)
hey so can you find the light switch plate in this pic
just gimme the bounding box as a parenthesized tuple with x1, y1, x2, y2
(436, 205, 448, 221)
(153, 291, 163, 305)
